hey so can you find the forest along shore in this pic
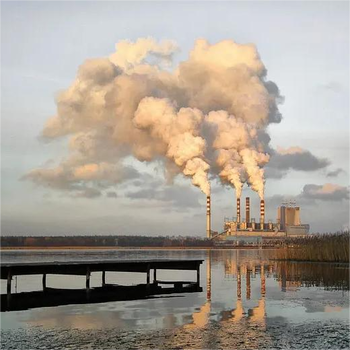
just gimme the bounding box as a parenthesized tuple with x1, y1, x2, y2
(0, 235, 277, 249)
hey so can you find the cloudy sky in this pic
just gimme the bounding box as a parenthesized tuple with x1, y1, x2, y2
(1, 1, 349, 236)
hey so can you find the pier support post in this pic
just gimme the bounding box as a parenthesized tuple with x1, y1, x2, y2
(146, 264, 150, 294)
(153, 269, 157, 285)
(42, 274, 47, 291)
(102, 271, 106, 287)
(196, 263, 200, 286)
(146, 266, 150, 285)
(7, 270, 12, 304)
(86, 266, 91, 292)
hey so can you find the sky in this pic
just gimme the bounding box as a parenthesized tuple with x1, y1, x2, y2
(1, 1, 349, 236)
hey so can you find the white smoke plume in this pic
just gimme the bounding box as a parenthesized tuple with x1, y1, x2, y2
(26, 38, 283, 199)
(134, 97, 210, 194)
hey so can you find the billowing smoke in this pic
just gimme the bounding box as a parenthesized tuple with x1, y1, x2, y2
(26, 37, 283, 199)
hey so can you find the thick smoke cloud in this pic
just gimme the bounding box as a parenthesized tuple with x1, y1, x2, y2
(26, 37, 284, 199)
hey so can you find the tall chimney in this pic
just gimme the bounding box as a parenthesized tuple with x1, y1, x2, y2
(206, 196, 211, 238)
(245, 197, 250, 224)
(260, 199, 265, 230)
(236, 197, 241, 223)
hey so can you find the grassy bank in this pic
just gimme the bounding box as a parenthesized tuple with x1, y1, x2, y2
(276, 233, 349, 263)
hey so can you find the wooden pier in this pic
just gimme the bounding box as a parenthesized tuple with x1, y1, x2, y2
(1, 259, 203, 311)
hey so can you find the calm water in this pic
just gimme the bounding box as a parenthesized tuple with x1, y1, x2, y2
(1, 249, 349, 349)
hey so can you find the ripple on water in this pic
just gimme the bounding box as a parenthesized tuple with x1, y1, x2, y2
(1, 320, 349, 350)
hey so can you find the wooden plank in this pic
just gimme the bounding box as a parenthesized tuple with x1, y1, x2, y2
(0, 260, 204, 279)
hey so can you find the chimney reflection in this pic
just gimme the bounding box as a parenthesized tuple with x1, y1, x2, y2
(221, 258, 268, 326)
(233, 263, 244, 322)
(246, 268, 251, 300)
(207, 250, 211, 301)
(184, 250, 211, 329)
(185, 255, 273, 331)
(249, 264, 266, 324)
(261, 265, 266, 298)
(237, 266, 241, 300)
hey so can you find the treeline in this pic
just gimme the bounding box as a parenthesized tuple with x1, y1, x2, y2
(276, 232, 349, 263)
(0, 235, 214, 248)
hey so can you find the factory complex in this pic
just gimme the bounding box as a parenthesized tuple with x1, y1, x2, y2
(206, 195, 310, 245)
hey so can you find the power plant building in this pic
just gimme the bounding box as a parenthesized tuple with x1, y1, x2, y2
(208, 196, 310, 244)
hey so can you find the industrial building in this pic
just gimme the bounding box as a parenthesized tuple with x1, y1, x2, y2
(206, 196, 309, 244)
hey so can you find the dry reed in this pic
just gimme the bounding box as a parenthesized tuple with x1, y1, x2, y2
(275, 232, 349, 263)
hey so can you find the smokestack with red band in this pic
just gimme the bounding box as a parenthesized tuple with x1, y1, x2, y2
(236, 198, 241, 223)
(206, 196, 211, 238)
(260, 199, 265, 230)
(245, 197, 250, 224)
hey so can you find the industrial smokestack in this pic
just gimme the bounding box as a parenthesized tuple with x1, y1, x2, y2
(236, 197, 241, 223)
(245, 197, 250, 224)
(260, 199, 265, 230)
(206, 196, 211, 238)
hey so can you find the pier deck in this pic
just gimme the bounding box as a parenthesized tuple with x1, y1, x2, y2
(1, 259, 203, 310)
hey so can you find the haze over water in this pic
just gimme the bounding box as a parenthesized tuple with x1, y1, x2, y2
(1, 249, 349, 349)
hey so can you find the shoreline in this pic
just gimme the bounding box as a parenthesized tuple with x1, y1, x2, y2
(0, 246, 277, 251)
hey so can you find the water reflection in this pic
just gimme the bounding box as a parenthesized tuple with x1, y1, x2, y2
(1, 249, 349, 350)
(192, 251, 348, 324)
(170, 252, 273, 349)
(275, 261, 349, 291)
(184, 251, 211, 329)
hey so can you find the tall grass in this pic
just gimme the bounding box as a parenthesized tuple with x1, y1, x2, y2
(275, 232, 349, 263)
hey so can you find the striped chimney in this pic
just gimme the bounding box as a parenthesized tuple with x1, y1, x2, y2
(245, 197, 250, 223)
(206, 196, 211, 238)
(236, 198, 241, 223)
(260, 199, 265, 229)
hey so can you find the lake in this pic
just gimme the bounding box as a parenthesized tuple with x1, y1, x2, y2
(1, 249, 349, 349)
